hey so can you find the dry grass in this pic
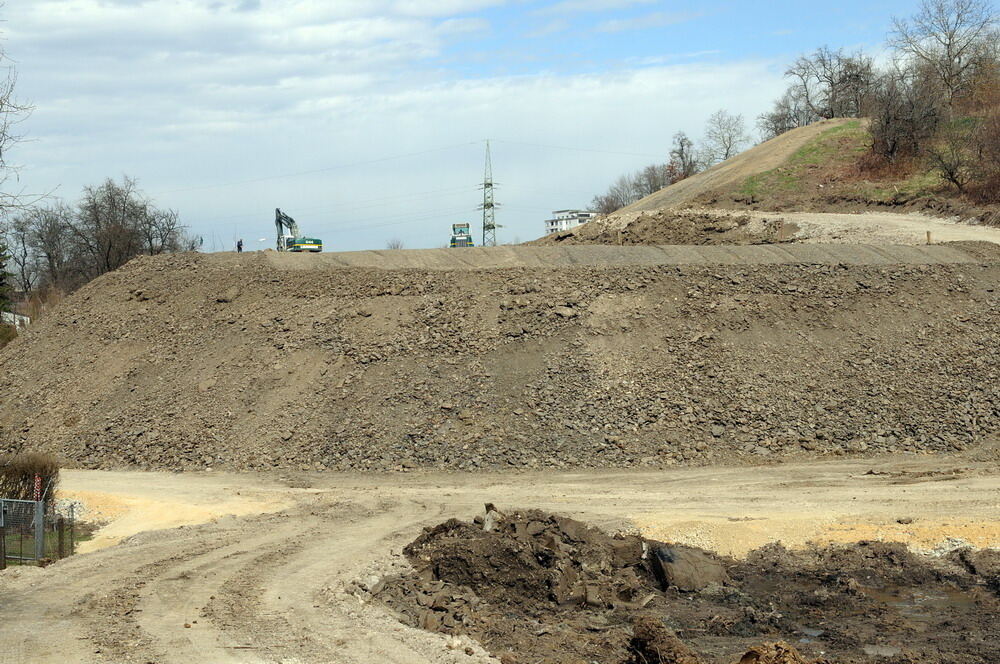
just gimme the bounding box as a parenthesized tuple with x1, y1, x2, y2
(0, 452, 60, 501)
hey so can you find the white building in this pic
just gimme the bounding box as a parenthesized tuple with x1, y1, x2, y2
(1, 311, 30, 330)
(544, 209, 597, 235)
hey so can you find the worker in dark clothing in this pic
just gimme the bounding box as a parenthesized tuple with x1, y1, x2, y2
(237, 239, 243, 253)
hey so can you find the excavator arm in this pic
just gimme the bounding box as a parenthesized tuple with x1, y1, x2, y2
(274, 208, 300, 251)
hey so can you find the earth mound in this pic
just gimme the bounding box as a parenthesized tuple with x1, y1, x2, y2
(376, 507, 1000, 663)
(532, 210, 786, 246)
(0, 251, 999, 471)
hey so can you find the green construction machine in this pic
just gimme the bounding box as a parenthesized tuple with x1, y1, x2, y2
(275, 208, 323, 252)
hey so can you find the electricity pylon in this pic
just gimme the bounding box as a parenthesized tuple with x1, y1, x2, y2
(479, 140, 498, 247)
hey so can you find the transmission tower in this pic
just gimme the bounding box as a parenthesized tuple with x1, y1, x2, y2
(479, 140, 497, 247)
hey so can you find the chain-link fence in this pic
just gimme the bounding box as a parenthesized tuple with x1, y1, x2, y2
(1, 498, 77, 567)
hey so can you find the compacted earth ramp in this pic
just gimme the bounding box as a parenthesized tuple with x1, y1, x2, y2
(615, 119, 857, 214)
(267, 242, 988, 269)
(1, 247, 998, 471)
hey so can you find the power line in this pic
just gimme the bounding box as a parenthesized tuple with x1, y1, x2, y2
(157, 141, 482, 195)
(330, 205, 476, 233)
(491, 138, 663, 159)
(196, 184, 478, 225)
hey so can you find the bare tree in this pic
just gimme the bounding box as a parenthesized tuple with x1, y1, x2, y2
(890, 0, 999, 104)
(704, 110, 750, 163)
(786, 46, 877, 119)
(669, 132, 700, 180)
(635, 164, 671, 197)
(3, 214, 37, 293)
(758, 87, 822, 139)
(28, 203, 75, 289)
(591, 172, 643, 214)
(385, 238, 404, 250)
(66, 176, 188, 281)
(0, 39, 37, 215)
(867, 63, 944, 163)
(0, 236, 10, 313)
(927, 122, 976, 190)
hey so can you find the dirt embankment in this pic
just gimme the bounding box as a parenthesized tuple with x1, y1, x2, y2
(617, 119, 856, 215)
(1, 250, 999, 471)
(532, 210, 785, 246)
(378, 508, 1000, 664)
(544, 118, 1000, 247)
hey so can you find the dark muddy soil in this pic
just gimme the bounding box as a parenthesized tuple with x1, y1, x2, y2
(376, 508, 1000, 664)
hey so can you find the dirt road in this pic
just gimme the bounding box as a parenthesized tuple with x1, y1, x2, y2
(2, 456, 998, 663)
(781, 210, 1000, 245)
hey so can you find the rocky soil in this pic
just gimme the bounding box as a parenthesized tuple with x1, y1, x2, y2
(377, 508, 1000, 664)
(0, 251, 998, 471)
(532, 210, 785, 246)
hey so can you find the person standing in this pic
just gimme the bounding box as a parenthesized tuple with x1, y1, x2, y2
(237, 239, 243, 253)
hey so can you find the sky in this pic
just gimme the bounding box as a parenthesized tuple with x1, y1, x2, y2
(4, 0, 920, 251)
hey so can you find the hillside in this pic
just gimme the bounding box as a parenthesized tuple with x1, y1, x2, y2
(1, 247, 998, 471)
(540, 119, 1000, 246)
(621, 118, 857, 214)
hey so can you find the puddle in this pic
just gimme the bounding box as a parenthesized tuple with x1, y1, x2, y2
(863, 644, 903, 657)
(862, 587, 977, 629)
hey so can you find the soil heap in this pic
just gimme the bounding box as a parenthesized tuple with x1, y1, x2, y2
(532, 209, 785, 246)
(376, 507, 1000, 664)
(1, 249, 999, 471)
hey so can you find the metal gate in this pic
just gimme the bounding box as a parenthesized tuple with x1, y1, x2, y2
(0, 498, 45, 563)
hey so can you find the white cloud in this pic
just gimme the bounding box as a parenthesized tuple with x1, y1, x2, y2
(596, 10, 701, 32)
(5, 0, 787, 249)
(537, 0, 655, 14)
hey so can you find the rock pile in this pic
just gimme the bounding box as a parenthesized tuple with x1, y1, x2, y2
(0, 250, 997, 470)
(377, 508, 999, 663)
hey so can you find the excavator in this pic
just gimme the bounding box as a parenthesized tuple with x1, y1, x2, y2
(274, 208, 323, 252)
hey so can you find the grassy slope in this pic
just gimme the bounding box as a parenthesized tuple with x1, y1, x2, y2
(704, 120, 998, 224)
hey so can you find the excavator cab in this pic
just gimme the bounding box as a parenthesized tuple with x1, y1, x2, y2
(275, 208, 323, 252)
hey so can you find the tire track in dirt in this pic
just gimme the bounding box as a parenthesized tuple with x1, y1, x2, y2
(135, 519, 306, 663)
(204, 498, 486, 664)
(3, 461, 999, 664)
(80, 530, 243, 663)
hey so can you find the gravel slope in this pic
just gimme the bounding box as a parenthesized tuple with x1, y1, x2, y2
(1, 249, 998, 471)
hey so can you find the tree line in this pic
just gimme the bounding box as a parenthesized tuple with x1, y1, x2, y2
(2, 176, 196, 299)
(591, 0, 999, 215)
(590, 110, 750, 214)
(0, 42, 195, 320)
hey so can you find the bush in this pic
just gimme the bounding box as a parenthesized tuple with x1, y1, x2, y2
(0, 323, 14, 349)
(0, 452, 60, 501)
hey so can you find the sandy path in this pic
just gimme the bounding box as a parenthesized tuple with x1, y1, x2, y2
(780, 210, 1000, 245)
(1, 456, 998, 663)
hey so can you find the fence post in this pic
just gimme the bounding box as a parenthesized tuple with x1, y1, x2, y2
(69, 504, 75, 556)
(57, 517, 65, 559)
(1, 522, 6, 571)
(33, 500, 44, 562)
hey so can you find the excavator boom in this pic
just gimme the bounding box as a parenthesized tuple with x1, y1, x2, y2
(274, 208, 322, 252)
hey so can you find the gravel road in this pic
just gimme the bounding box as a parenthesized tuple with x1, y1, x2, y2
(2, 455, 998, 663)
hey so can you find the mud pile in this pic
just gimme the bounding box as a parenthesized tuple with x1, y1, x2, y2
(533, 210, 785, 246)
(1, 250, 999, 470)
(377, 508, 1000, 663)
